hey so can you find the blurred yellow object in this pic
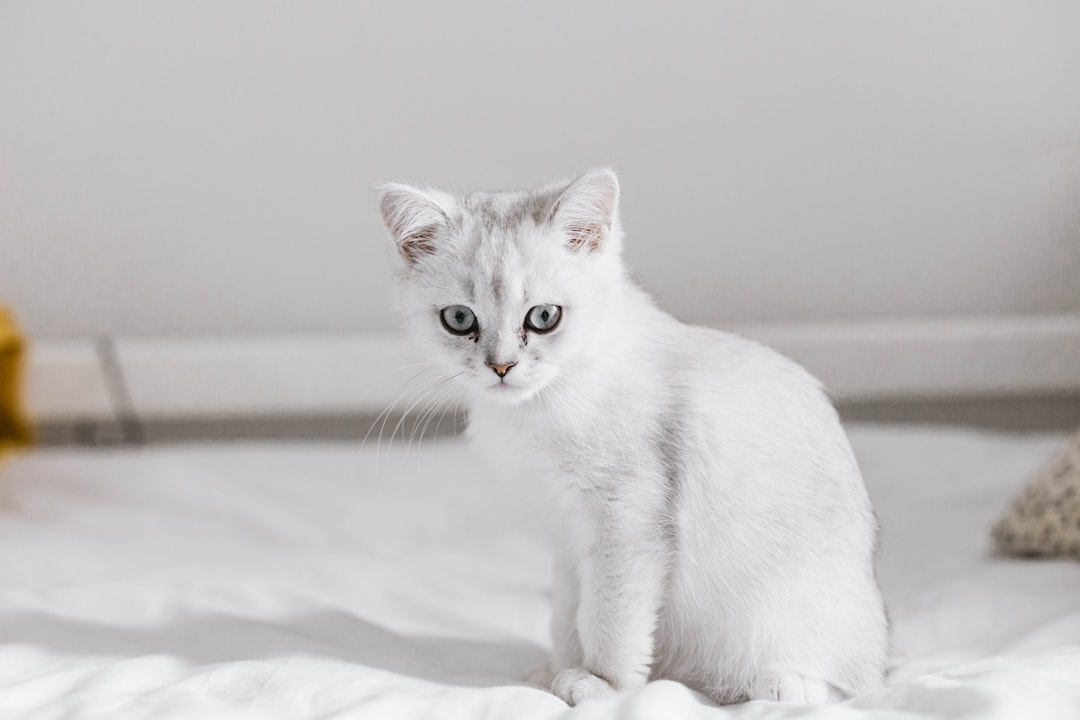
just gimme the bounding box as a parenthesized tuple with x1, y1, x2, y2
(0, 306, 34, 457)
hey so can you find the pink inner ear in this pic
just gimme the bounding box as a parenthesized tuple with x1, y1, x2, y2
(399, 224, 439, 264)
(553, 169, 618, 254)
(378, 184, 449, 266)
(565, 221, 605, 253)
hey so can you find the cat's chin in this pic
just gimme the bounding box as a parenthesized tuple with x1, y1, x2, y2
(479, 381, 538, 405)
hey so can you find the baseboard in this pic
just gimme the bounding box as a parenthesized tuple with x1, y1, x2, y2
(24, 314, 1080, 424)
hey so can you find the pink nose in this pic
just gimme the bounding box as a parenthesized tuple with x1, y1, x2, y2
(487, 362, 516, 378)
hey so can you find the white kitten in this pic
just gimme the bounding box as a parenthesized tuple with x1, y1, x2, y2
(377, 169, 888, 705)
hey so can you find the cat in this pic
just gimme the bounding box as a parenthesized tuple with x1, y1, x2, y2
(376, 169, 889, 706)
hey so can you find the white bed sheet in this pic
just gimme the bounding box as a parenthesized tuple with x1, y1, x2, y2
(1, 425, 1079, 719)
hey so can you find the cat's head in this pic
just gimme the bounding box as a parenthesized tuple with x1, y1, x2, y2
(377, 169, 624, 405)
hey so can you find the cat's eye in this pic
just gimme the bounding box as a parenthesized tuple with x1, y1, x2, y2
(440, 305, 478, 336)
(525, 304, 562, 334)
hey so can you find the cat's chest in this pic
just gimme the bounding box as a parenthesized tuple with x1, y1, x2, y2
(470, 402, 574, 465)
(470, 398, 651, 490)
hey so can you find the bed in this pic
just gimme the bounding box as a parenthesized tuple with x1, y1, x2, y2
(1, 424, 1079, 719)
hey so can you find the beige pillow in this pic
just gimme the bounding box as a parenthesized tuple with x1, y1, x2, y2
(992, 429, 1080, 559)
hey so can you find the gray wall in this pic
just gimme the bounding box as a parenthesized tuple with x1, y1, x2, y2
(2, 1, 1079, 339)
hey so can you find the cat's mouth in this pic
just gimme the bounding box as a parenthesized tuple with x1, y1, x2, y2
(482, 377, 536, 404)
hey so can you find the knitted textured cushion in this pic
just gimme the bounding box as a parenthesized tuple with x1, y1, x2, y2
(992, 428, 1080, 560)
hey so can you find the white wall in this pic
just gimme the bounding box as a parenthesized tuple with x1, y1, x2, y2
(2, 1, 1079, 340)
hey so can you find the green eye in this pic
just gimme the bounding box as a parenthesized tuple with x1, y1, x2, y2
(525, 304, 562, 333)
(440, 305, 477, 335)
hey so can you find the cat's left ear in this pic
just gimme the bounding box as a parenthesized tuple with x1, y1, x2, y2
(551, 168, 620, 254)
(376, 183, 451, 266)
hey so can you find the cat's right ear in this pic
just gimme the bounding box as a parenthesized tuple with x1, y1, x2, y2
(376, 184, 450, 266)
(551, 168, 620, 254)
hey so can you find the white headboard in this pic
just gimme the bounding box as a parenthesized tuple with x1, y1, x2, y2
(3, 2, 1078, 422)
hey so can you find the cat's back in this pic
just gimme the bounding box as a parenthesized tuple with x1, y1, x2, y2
(661, 321, 868, 511)
(661, 322, 833, 427)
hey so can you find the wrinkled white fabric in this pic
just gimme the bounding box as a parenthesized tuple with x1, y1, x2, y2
(1, 425, 1078, 719)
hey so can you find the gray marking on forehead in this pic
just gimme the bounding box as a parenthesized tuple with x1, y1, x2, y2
(449, 185, 567, 309)
(459, 185, 566, 236)
(474, 202, 501, 234)
(526, 184, 569, 225)
(499, 188, 563, 229)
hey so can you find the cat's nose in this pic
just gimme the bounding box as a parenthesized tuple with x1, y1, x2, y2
(486, 361, 516, 378)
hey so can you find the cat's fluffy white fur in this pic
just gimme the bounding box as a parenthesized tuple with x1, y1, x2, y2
(377, 169, 889, 705)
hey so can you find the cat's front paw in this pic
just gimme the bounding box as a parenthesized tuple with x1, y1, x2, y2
(551, 668, 618, 705)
